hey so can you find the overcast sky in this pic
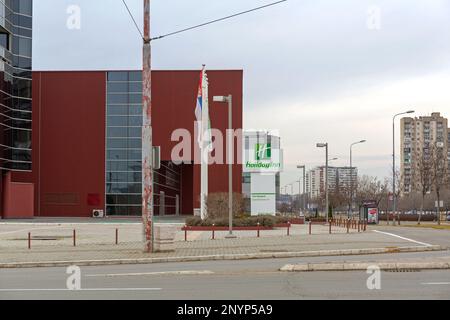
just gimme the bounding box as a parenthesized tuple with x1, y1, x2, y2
(33, 0, 450, 192)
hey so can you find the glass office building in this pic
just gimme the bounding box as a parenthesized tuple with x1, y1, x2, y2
(106, 71, 143, 216)
(106, 71, 182, 216)
(0, 0, 33, 172)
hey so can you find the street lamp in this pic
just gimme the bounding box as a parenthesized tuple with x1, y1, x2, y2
(289, 183, 294, 211)
(297, 165, 306, 213)
(349, 140, 366, 218)
(213, 95, 235, 238)
(392, 110, 414, 224)
(316, 143, 329, 222)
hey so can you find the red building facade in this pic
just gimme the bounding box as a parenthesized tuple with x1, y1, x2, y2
(0, 70, 243, 218)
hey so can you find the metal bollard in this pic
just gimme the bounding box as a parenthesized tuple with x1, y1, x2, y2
(73, 229, 76, 247)
(28, 232, 31, 249)
(257, 222, 260, 238)
(212, 224, 215, 240)
(358, 220, 360, 232)
(347, 219, 350, 233)
(329, 221, 332, 234)
(309, 221, 312, 235)
(115, 228, 119, 245)
(184, 225, 187, 241)
(287, 222, 291, 236)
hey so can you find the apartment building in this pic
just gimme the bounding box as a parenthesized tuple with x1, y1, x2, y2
(306, 166, 357, 198)
(400, 112, 449, 194)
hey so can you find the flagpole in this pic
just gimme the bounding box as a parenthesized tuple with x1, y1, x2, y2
(200, 66, 209, 220)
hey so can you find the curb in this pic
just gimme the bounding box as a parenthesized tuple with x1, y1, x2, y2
(280, 260, 450, 272)
(0, 245, 444, 269)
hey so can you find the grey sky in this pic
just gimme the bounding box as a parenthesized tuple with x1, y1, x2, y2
(33, 0, 450, 192)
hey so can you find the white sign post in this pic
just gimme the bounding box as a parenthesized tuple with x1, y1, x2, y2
(243, 133, 283, 216)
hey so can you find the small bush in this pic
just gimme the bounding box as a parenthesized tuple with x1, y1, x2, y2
(185, 216, 202, 226)
(185, 214, 290, 227)
(205, 192, 244, 219)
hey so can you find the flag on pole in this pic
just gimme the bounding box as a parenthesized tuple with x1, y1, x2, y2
(195, 67, 212, 150)
(195, 66, 212, 219)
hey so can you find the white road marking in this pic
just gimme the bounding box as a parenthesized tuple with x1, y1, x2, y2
(0, 288, 161, 292)
(421, 282, 450, 285)
(372, 230, 432, 247)
(86, 270, 214, 277)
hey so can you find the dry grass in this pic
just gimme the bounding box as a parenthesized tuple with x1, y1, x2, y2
(397, 223, 450, 230)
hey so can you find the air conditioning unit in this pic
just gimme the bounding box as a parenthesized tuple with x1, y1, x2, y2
(92, 209, 105, 218)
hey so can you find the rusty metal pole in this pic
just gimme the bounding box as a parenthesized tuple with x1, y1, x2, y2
(142, 0, 154, 253)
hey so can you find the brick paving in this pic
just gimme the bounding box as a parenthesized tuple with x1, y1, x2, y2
(0, 222, 419, 264)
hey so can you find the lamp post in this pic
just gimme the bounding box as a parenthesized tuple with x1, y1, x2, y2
(213, 95, 235, 238)
(297, 165, 306, 213)
(288, 183, 293, 212)
(392, 110, 414, 223)
(349, 140, 366, 219)
(316, 143, 329, 222)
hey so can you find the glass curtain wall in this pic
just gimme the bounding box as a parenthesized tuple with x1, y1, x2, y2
(0, 0, 33, 171)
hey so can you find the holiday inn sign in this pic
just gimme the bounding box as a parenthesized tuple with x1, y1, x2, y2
(244, 142, 282, 173)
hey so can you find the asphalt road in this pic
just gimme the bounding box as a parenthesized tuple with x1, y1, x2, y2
(1, 250, 449, 300)
(1, 226, 449, 300)
(369, 224, 450, 248)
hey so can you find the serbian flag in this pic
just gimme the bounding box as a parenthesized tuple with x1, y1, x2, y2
(195, 67, 212, 150)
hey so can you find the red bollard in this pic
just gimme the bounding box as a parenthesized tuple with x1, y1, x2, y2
(212, 224, 215, 240)
(28, 232, 31, 249)
(73, 229, 76, 247)
(184, 225, 187, 241)
(115, 228, 119, 245)
(257, 222, 260, 238)
(287, 222, 291, 236)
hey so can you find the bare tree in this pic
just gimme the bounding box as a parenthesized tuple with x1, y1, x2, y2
(415, 147, 433, 224)
(431, 143, 449, 225)
(356, 175, 389, 208)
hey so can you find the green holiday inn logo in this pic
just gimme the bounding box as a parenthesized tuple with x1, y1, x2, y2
(245, 143, 281, 171)
(255, 143, 271, 160)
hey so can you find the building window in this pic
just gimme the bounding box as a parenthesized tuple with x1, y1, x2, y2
(106, 71, 143, 216)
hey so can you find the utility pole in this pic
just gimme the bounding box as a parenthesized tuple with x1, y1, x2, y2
(392, 110, 414, 227)
(297, 165, 306, 213)
(349, 140, 366, 218)
(142, 0, 154, 253)
(325, 145, 329, 222)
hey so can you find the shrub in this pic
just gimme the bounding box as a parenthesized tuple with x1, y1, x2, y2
(205, 192, 244, 220)
(184, 214, 291, 227)
(185, 216, 202, 226)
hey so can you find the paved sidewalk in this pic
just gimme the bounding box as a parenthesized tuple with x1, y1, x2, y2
(0, 221, 443, 267)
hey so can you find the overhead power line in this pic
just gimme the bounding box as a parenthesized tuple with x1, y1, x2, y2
(122, 0, 144, 40)
(151, 0, 288, 41)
